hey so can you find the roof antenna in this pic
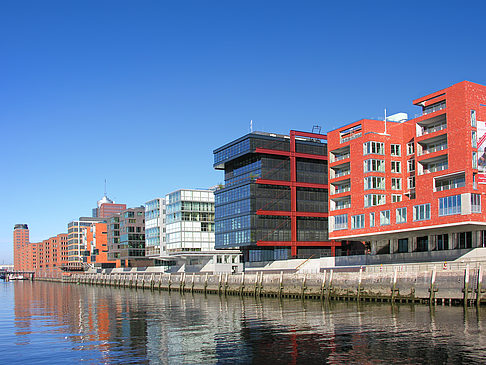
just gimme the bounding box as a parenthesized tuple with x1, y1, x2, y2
(104, 179, 107, 197)
(384, 108, 387, 135)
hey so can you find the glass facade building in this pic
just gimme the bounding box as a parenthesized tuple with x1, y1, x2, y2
(214, 131, 337, 263)
(145, 198, 166, 257)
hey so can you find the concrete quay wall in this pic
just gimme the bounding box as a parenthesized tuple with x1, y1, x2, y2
(37, 266, 486, 306)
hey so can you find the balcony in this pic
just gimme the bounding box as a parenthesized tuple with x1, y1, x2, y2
(332, 178, 351, 195)
(418, 135, 448, 157)
(331, 161, 350, 179)
(335, 153, 350, 162)
(332, 196, 351, 211)
(418, 155, 448, 175)
(416, 114, 447, 138)
(330, 145, 351, 163)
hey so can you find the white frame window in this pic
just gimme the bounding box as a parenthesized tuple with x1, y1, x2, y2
(391, 161, 401, 173)
(364, 176, 385, 190)
(472, 193, 481, 213)
(471, 110, 477, 127)
(391, 178, 402, 190)
(473, 152, 478, 169)
(407, 141, 415, 155)
(364, 194, 386, 208)
(391, 144, 401, 156)
(392, 194, 402, 203)
(364, 159, 385, 173)
(380, 210, 390, 226)
(407, 159, 415, 172)
(351, 214, 365, 229)
(396, 207, 407, 224)
(472, 130, 477, 149)
(363, 141, 385, 155)
(407, 176, 415, 190)
(413, 203, 431, 221)
(369, 212, 375, 227)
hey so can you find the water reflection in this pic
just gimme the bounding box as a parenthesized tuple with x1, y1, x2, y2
(2, 281, 485, 364)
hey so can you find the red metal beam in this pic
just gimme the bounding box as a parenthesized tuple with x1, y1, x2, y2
(294, 152, 328, 160)
(255, 179, 328, 190)
(254, 147, 290, 157)
(257, 240, 341, 247)
(291, 130, 327, 140)
(256, 209, 329, 218)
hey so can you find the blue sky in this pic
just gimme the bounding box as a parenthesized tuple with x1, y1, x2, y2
(1, 1, 486, 263)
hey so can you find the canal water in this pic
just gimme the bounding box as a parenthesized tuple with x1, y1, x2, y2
(1, 281, 486, 364)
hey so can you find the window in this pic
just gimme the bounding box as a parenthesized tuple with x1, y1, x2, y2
(364, 194, 386, 208)
(398, 238, 408, 253)
(437, 234, 449, 250)
(391, 161, 401, 173)
(473, 151, 478, 169)
(391, 178, 402, 190)
(363, 141, 385, 155)
(351, 214, 365, 229)
(380, 210, 390, 225)
(369, 212, 375, 227)
(413, 203, 431, 221)
(364, 159, 385, 173)
(392, 194, 402, 203)
(472, 193, 481, 213)
(396, 207, 407, 224)
(407, 159, 415, 172)
(407, 141, 415, 155)
(364, 176, 385, 190)
(407, 176, 415, 190)
(471, 110, 477, 127)
(391, 144, 401, 156)
(472, 131, 477, 149)
(439, 195, 461, 216)
(334, 214, 348, 230)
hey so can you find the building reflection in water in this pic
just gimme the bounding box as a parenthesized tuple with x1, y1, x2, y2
(11, 281, 486, 364)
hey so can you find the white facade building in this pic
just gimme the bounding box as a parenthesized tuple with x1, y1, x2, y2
(145, 198, 166, 257)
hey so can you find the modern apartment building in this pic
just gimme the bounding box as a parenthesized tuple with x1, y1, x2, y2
(328, 81, 486, 257)
(67, 217, 105, 269)
(145, 198, 166, 257)
(83, 222, 115, 268)
(165, 189, 215, 253)
(13, 224, 29, 271)
(107, 206, 147, 267)
(213, 131, 353, 263)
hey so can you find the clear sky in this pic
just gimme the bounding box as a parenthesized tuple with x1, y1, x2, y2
(1, 0, 486, 263)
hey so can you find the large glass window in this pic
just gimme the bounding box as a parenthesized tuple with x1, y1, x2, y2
(351, 214, 365, 229)
(363, 141, 385, 155)
(364, 194, 386, 208)
(398, 238, 408, 253)
(413, 203, 431, 221)
(334, 214, 348, 230)
(380, 210, 390, 225)
(438, 195, 461, 216)
(396, 207, 407, 224)
(364, 159, 385, 173)
(364, 176, 385, 190)
(472, 193, 481, 213)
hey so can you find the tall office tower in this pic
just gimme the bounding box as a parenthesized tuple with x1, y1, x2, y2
(327, 81, 486, 258)
(213, 131, 347, 263)
(145, 198, 166, 257)
(13, 224, 29, 271)
(92, 194, 126, 218)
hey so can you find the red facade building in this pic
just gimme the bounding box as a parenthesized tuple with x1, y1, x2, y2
(328, 81, 486, 256)
(13, 224, 29, 271)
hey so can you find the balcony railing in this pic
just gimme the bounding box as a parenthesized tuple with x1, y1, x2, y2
(421, 123, 447, 136)
(420, 143, 447, 156)
(334, 170, 351, 178)
(340, 132, 362, 143)
(334, 202, 351, 210)
(334, 153, 350, 162)
(334, 185, 351, 194)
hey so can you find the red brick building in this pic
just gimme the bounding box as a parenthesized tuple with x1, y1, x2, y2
(13, 224, 29, 271)
(83, 222, 116, 268)
(328, 81, 486, 256)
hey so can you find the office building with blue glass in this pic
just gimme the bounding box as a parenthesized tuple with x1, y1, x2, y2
(214, 130, 346, 263)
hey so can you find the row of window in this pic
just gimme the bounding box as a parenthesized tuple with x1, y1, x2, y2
(363, 141, 402, 156)
(336, 194, 481, 230)
(364, 176, 402, 190)
(362, 158, 415, 173)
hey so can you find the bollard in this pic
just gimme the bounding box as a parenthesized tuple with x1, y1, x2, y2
(240, 272, 245, 296)
(463, 264, 470, 307)
(326, 270, 333, 301)
(476, 265, 483, 307)
(429, 267, 437, 305)
(191, 273, 195, 293)
(357, 268, 363, 301)
(180, 273, 186, 292)
(320, 270, 326, 301)
(204, 273, 208, 294)
(168, 273, 172, 292)
(391, 268, 399, 303)
(301, 274, 307, 299)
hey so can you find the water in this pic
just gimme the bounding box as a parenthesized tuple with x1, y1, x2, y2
(1, 281, 486, 364)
